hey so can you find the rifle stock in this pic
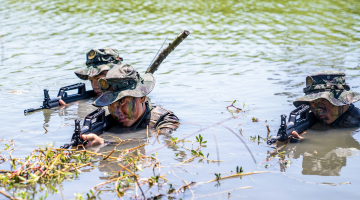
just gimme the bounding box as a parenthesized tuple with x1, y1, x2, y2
(24, 83, 95, 114)
(267, 104, 310, 145)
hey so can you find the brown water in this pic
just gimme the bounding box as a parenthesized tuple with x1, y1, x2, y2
(1, 0, 360, 199)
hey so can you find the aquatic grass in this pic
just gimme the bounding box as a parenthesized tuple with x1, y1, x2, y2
(0, 139, 152, 199)
(0, 114, 293, 199)
(0, 145, 100, 199)
(201, 171, 270, 184)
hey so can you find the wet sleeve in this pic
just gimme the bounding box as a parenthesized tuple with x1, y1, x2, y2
(156, 113, 180, 132)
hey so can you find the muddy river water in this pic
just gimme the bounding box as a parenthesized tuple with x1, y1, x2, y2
(1, 0, 360, 199)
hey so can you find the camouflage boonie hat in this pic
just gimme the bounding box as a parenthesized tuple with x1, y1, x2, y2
(94, 64, 155, 107)
(293, 71, 360, 107)
(74, 48, 123, 80)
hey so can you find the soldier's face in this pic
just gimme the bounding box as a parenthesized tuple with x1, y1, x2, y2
(88, 71, 107, 96)
(108, 96, 146, 127)
(309, 98, 348, 124)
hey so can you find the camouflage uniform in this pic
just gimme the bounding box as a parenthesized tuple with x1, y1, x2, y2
(74, 48, 123, 80)
(129, 102, 179, 130)
(294, 71, 360, 127)
(95, 64, 179, 131)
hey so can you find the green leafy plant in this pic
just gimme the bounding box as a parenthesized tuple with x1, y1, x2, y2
(215, 173, 221, 181)
(196, 134, 207, 145)
(236, 166, 243, 173)
(149, 175, 160, 187)
(232, 100, 236, 105)
(86, 190, 101, 200)
(167, 183, 175, 194)
(191, 150, 204, 157)
(249, 135, 257, 142)
(170, 137, 178, 143)
(74, 193, 84, 200)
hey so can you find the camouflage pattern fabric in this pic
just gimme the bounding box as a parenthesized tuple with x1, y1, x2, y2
(128, 101, 179, 131)
(294, 71, 360, 107)
(94, 64, 155, 107)
(332, 105, 360, 127)
(74, 48, 122, 80)
(140, 105, 180, 130)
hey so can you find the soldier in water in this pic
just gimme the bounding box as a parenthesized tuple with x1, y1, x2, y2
(57, 48, 122, 106)
(291, 71, 360, 139)
(74, 48, 123, 96)
(81, 64, 180, 147)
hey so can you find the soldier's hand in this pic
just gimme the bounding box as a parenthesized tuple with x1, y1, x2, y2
(59, 99, 67, 106)
(81, 134, 104, 147)
(291, 131, 304, 139)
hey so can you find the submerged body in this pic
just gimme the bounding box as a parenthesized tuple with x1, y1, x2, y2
(82, 64, 179, 147)
(288, 71, 360, 139)
(75, 48, 123, 96)
(307, 103, 360, 128)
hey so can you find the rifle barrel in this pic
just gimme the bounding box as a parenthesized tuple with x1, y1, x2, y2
(24, 106, 44, 114)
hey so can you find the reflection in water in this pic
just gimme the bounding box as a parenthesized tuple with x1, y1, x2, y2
(41, 97, 99, 125)
(2, 0, 360, 198)
(284, 126, 360, 176)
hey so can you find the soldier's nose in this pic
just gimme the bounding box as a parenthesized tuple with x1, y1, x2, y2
(93, 82, 100, 89)
(317, 108, 325, 113)
(115, 108, 123, 116)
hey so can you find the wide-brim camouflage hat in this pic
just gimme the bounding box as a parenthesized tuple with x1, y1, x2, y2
(74, 48, 122, 80)
(94, 64, 155, 107)
(293, 70, 360, 107)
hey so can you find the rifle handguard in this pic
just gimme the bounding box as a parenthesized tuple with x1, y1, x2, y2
(24, 83, 96, 114)
(61, 108, 106, 149)
(267, 104, 310, 145)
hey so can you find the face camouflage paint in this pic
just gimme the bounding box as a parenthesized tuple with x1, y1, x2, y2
(127, 97, 134, 119)
(310, 98, 348, 124)
(108, 96, 146, 127)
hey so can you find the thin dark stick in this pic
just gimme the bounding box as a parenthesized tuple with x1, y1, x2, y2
(211, 128, 220, 166)
(134, 176, 146, 200)
(146, 30, 190, 74)
(220, 124, 257, 164)
(147, 36, 168, 70)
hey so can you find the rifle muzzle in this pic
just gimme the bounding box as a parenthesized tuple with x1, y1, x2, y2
(24, 106, 43, 114)
(267, 136, 281, 145)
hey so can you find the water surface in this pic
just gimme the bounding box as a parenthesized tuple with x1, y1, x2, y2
(1, 0, 360, 199)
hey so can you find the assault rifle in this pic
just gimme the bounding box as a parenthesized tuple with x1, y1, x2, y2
(60, 108, 106, 149)
(24, 83, 95, 114)
(267, 104, 310, 145)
